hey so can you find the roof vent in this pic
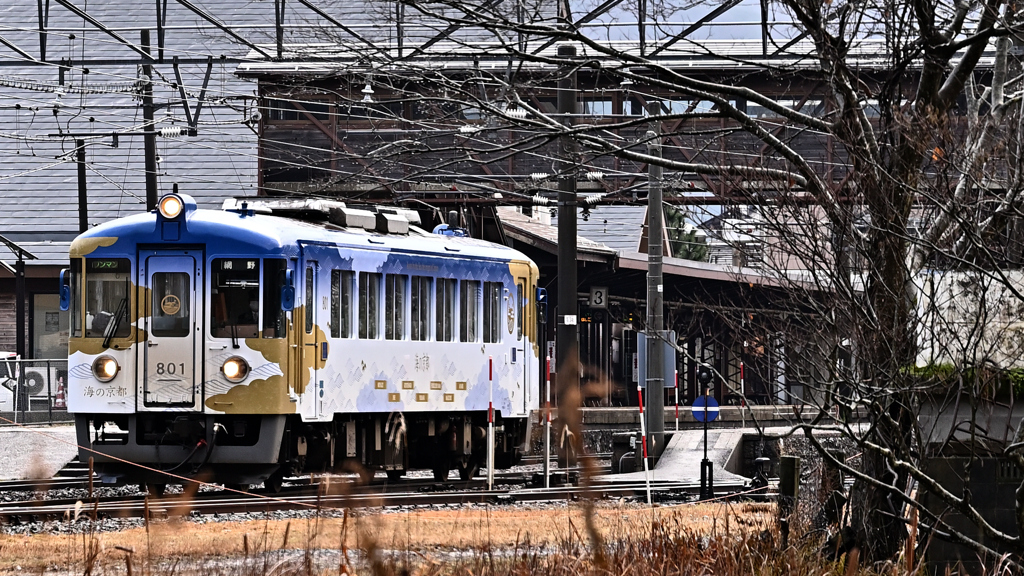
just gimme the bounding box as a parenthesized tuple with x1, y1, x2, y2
(329, 207, 376, 231)
(376, 212, 409, 235)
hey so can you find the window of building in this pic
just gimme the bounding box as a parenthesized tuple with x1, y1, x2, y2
(385, 274, 407, 340)
(460, 280, 480, 342)
(265, 98, 331, 122)
(411, 276, 431, 341)
(84, 258, 132, 339)
(32, 294, 68, 359)
(437, 278, 455, 342)
(359, 272, 381, 339)
(211, 258, 260, 339)
(331, 270, 353, 338)
(483, 281, 502, 343)
(580, 97, 612, 116)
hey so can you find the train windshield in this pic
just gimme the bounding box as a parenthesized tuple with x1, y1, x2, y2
(84, 258, 132, 339)
(211, 258, 260, 339)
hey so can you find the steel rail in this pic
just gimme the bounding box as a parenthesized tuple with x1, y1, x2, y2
(0, 478, 746, 523)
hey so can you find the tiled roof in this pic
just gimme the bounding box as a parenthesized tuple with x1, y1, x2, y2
(577, 205, 647, 253)
(0, 0, 263, 255)
(496, 207, 616, 262)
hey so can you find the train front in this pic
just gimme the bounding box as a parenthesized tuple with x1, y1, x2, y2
(64, 193, 294, 489)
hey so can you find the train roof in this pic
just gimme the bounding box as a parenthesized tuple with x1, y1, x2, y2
(70, 195, 532, 264)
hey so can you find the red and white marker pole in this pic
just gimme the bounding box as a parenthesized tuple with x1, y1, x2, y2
(674, 369, 679, 431)
(544, 356, 552, 489)
(740, 361, 746, 428)
(637, 383, 652, 506)
(488, 356, 494, 490)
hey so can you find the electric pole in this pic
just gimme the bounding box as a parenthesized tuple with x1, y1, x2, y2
(142, 29, 158, 211)
(556, 44, 579, 392)
(645, 100, 665, 460)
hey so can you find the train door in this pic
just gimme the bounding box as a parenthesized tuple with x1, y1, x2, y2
(516, 277, 529, 412)
(300, 261, 322, 419)
(139, 250, 201, 410)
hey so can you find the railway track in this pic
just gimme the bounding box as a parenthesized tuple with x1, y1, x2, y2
(0, 452, 611, 494)
(0, 477, 744, 524)
(3, 452, 742, 524)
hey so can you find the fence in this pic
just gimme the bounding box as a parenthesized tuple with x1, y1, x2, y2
(0, 355, 71, 425)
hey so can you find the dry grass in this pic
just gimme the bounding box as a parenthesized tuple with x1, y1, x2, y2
(0, 500, 775, 574)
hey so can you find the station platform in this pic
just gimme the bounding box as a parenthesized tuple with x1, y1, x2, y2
(595, 427, 753, 487)
(579, 405, 824, 429)
(0, 423, 78, 480)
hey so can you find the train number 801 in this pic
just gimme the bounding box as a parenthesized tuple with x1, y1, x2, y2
(155, 362, 186, 375)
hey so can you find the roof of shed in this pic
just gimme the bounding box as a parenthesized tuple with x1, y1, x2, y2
(0, 0, 262, 250)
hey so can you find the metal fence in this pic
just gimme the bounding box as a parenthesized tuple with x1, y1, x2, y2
(0, 355, 71, 424)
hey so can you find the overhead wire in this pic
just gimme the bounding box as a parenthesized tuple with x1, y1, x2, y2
(0, 5, 843, 209)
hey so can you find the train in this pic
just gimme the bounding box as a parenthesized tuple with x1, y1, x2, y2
(62, 191, 541, 492)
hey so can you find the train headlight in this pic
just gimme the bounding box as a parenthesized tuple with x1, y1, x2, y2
(221, 356, 249, 383)
(158, 194, 184, 219)
(93, 356, 119, 382)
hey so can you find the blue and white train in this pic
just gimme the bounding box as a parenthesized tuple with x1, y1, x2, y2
(63, 192, 541, 490)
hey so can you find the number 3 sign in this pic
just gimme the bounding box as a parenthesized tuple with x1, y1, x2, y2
(589, 286, 608, 309)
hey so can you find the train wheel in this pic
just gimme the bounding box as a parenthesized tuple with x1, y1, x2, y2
(458, 461, 479, 481)
(263, 472, 284, 494)
(385, 469, 404, 482)
(431, 459, 451, 482)
(144, 483, 166, 497)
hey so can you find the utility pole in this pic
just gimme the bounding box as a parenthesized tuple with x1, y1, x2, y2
(556, 44, 579, 392)
(645, 100, 665, 461)
(77, 139, 88, 233)
(141, 29, 158, 211)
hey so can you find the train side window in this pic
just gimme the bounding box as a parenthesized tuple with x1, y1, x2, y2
(262, 259, 286, 338)
(411, 276, 431, 341)
(359, 272, 380, 339)
(331, 270, 353, 338)
(331, 270, 340, 338)
(436, 278, 455, 342)
(385, 274, 407, 340)
(70, 259, 82, 338)
(483, 281, 502, 343)
(211, 258, 260, 339)
(84, 258, 132, 339)
(460, 280, 480, 342)
(305, 266, 314, 334)
(516, 280, 525, 341)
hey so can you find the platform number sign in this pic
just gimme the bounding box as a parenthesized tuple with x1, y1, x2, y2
(589, 286, 608, 309)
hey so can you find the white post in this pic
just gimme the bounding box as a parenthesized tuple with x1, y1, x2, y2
(488, 355, 494, 490)
(740, 361, 746, 428)
(637, 383, 652, 506)
(674, 369, 679, 431)
(544, 356, 551, 489)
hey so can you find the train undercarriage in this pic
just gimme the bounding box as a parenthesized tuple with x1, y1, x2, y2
(76, 411, 529, 491)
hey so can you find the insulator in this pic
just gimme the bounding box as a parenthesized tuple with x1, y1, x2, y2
(159, 126, 186, 138)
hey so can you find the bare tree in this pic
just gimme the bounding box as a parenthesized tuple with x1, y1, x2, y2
(250, 0, 1024, 565)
